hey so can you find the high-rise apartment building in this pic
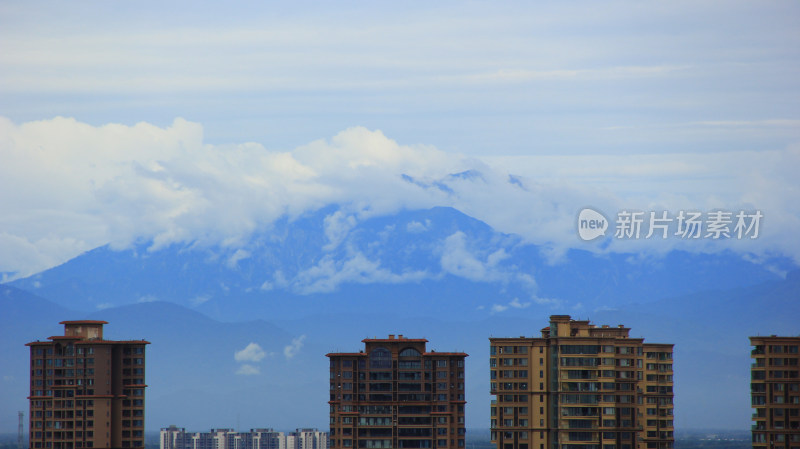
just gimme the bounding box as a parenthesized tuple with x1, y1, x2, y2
(160, 426, 328, 449)
(749, 336, 800, 448)
(327, 335, 467, 449)
(490, 315, 674, 449)
(27, 321, 149, 449)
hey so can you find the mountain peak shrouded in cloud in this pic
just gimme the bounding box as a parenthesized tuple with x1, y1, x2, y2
(1, 117, 799, 281)
(7, 205, 792, 324)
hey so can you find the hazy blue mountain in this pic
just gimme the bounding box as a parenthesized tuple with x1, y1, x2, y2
(2, 273, 798, 432)
(0, 285, 77, 426)
(6, 206, 790, 322)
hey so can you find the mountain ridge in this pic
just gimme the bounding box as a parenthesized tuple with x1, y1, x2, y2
(1, 269, 798, 431)
(5, 206, 791, 321)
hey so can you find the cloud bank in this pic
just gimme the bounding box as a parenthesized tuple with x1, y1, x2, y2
(0, 116, 798, 279)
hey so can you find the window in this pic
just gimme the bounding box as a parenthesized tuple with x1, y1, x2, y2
(370, 348, 391, 369)
(400, 348, 421, 357)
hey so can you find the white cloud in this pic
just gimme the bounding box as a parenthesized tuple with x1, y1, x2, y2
(491, 304, 508, 313)
(236, 364, 260, 376)
(533, 297, 562, 307)
(284, 335, 306, 359)
(226, 249, 251, 269)
(509, 298, 530, 309)
(234, 343, 266, 363)
(323, 211, 357, 251)
(0, 117, 798, 281)
(96, 303, 113, 310)
(440, 232, 509, 283)
(191, 295, 211, 306)
(292, 250, 429, 294)
(406, 220, 430, 233)
(491, 296, 555, 314)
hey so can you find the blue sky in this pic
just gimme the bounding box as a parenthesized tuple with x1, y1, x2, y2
(1, 0, 799, 277)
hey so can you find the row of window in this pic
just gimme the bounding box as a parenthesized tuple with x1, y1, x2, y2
(334, 405, 449, 414)
(33, 379, 96, 387)
(752, 396, 800, 405)
(33, 347, 95, 356)
(753, 371, 800, 380)
(32, 442, 143, 448)
(492, 346, 646, 356)
(333, 438, 465, 448)
(492, 346, 534, 355)
(32, 390, 90, 398)
(334, 415, 465, 425)
(560, 394, 636, 405)
(559, 370, 644, 380)
(752, 358, 799, 366)
(331, 382, 464, 390)
(752, 345, 800, 354)
(33, 359, 94, 367)
(491, 358, 531, 367)
(32, 369, 96, 377)
(493, 370, 530, 379)
(332, 359, 465, 370)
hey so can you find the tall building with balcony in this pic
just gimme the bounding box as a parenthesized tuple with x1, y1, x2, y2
(27, 320, 149, 449)
(749, 336, 800, 448)
(489, 315, 674, 449)
(327, 335, 467, 449)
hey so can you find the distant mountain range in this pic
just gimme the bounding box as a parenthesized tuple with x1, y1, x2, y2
(1, 206, 798, 432)
(6, 206, 791, 320)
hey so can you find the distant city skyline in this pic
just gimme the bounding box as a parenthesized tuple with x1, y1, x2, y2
(160, 426, 327, 449)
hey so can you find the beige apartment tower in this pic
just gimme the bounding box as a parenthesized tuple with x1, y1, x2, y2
(327, 335, 467, 449)
(490, 315, 674, 449)
(750, 336, 800, 449)
(27, 321, 149, 449)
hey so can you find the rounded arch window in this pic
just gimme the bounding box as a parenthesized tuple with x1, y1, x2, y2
(399, 348, 421, 357)
(370, 347, 392, 369)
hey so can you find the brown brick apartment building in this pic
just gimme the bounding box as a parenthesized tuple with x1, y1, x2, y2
(27, 321, 149, 449)
(490, 315, 674, 449)
(327, 335, 467, 449)
(750, 336, 800, 448)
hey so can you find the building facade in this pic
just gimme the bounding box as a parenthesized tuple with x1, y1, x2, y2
(160, 426, 327, 449)
(489, 315, 674, 449)
(27, 320, 149, 449)
(327, 335, 467, 449)
(750, 336, 800, 448)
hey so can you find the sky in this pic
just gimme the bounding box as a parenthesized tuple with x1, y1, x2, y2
(1, 0, 799, 279)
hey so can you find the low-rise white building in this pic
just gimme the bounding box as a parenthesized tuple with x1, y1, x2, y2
(161, 426, 327, 449)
